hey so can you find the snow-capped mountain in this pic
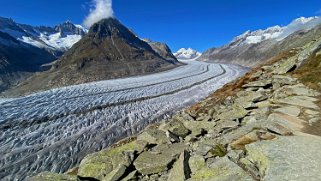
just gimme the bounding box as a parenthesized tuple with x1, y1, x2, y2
(0, 17, 87, 54)
(174, 48, 202, 60)
(230, 16, 321, 47)
(199, 16, 321, 67)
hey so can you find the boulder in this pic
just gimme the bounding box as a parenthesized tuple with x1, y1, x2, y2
(188, 154, 206, 174)
(137, 129, 170, 144)
(274, 96, 319, 110)
(242, 79, 272, 88)
(217, 104, 249, 121)
(188, 157, 254, 181)
(120, 171, 137, 181)
(103, 165, 127, 181)
(244, 135, 321, 180)
(78, 140, 146, 180)
(134, 143, 185, 175)
(167, 151, 190, 181)
(272, 57, 297, 75)
(181, 120, 216, 137)
(274, 106, 301, 117)
(27, 172, 78, 181)
(159, 120, 190, 138)
(272, 75, 297, 86)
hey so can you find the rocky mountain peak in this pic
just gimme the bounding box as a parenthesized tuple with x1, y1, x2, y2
(54, 21, 86, 36)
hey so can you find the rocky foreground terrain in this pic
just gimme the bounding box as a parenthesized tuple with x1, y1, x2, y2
(29, 27, 321, 181)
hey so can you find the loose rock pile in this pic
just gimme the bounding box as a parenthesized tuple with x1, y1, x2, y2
(29, 52, 321, 181)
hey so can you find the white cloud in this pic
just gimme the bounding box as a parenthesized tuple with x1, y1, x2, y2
(83, 0, 114, 28)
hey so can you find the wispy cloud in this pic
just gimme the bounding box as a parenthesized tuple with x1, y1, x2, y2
(83, 0, 114, 28)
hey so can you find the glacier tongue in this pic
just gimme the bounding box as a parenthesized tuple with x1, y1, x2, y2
(0, 60, 248, 180)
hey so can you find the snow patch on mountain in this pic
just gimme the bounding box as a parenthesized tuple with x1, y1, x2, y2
(0, 17, 87, 52)
(38, 33, 83, 51)
(233, 16, 321, 46)
(174, 48, 202, 60)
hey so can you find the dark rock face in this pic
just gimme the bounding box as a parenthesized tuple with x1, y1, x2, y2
(0, 31, 56, 92)
(7, 18, 179, 94)
(54, 21, 86, 36)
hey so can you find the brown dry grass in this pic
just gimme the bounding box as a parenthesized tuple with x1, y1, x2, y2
(292, 50, 321, 91)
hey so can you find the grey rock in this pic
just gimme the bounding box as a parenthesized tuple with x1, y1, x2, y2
(103, 165, 127, 181)
(188, 157, 254, 181)
(274, 96, 319, 110)
(137, 129, 170, 145)
(159, 120, 191, 138)
(167, 151, 190, 181)
(181, 120, 216, 137)
(134, 143, 185, 175)
(78, 141, 145, 180)
(272, 56, 297, 75)
(195, 144, 213, 156)
(274, 106, 301, 117)
(244, 135, 321, 181)
(188, 154, 206, 174)
(242, 79, 272, 88)
(217, 104, 249, 121)
(120, 171, 137, 181)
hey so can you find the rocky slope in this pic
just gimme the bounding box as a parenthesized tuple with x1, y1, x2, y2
(0, 17, 88, 92)
(0, 31, 56, 92)
(4, 18, 179, 95)
(199, 16, 321, 67)
(0, 17, 87, 55)
(29, 23, 321, 181)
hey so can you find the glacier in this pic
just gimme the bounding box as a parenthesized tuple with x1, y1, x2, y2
(0, 60, 248, 180)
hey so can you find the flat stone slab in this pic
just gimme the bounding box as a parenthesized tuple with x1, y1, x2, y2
(134, 143, 185, 175)
(245, 135, 321, 181)
(275, 96, 319, 110)
(188, 157, 253, 181)
(274, 106, 301, 117)
(242, 79, 272, 88)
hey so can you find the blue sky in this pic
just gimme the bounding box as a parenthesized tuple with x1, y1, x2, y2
(1, 0, 321, 52)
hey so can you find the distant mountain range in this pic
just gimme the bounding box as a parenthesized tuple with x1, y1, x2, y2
(174, 48, 201, 60)
(2, 18, 179, 95)
(0, 17, 89, 92)
(198, 16, 321, 67)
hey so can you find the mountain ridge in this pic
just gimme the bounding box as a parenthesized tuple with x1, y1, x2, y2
(198, 16, 321, 67)
(3, 18, 179, 95)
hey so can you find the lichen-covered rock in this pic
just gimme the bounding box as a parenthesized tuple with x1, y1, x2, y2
(188, 157, 253, 181)
(274, 96, 319, 110)
(235, 91, 268, 109)
(103, 165, 127, 181)
(242, 79, 272, 88)
(137, 129, 170, 144)
(134, 143, 185, 175)
(167, 151, 190, 181)
(27, 172, 78, 181)
(120, 171, 137, 181)
(188, 154, 206, 174)
(217, 104, 249, 121)
(78, 140, 146, 180)
(274, 106, 301, 117)
(272, 56, 297, 75)
(244, 135, 321, 181)
(159, 120, 190, 138)
(181, 120, 216, 137)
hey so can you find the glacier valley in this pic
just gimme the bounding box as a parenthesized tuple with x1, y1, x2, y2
(0, 60, 248, 180)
